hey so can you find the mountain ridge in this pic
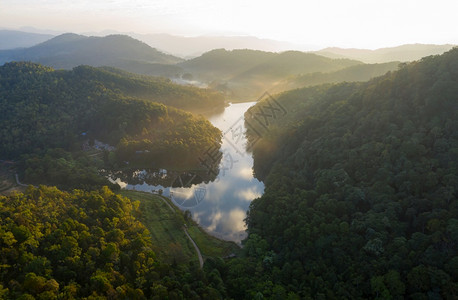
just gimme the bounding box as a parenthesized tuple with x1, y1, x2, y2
(0, 33, 183, 76)
(315, 43, 456, 63)
(0, 29, 55, 50)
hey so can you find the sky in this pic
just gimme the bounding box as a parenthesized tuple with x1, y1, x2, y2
(1, 0, 457, 49)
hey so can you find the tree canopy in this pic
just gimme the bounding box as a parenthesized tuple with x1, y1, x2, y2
(0, 186, 231, 299)
(0, 62, 222, 189)
(237, 48, 458, 298)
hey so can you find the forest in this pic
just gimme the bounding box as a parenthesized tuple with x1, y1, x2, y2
(240, 48, 458, 298)
(0, 37, 457, 299)
(180, 49, 363, 99)
(0, 186, 231, 299)
(0, 62, 223, 189)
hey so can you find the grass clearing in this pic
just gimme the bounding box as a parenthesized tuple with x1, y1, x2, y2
(186, 226, 239, 258)
(119, 190, 240, 265)
(120, 190, 195, 264)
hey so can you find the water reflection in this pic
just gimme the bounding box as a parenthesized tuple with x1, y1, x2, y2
(108, 102, 264, 243)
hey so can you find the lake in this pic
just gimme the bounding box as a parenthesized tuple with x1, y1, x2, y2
(110, 102, 264, 243)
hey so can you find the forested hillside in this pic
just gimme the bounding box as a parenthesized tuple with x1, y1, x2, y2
(181, 49, 361, 100)
(236, 49, 458, 298)
(233, 51, 359, 80)
(0, 62, 222, 189)
(274, 61, 400, 92)
(179, 49, 277, 80)
(0, 186, 231, 299)
(70, 65, 225, 113)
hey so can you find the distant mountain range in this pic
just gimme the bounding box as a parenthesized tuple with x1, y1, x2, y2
(0, 33, 183, 77)
(315, 44, 456, 63)
(180, 45, 455, 98)
(178, 49, 277, 80)
(179, 49, 363, 99)
(0, 30, 55, 50)
(130, 33, 304, 58)
(271, 61, 401, 93)
(0, 30, 455, 100)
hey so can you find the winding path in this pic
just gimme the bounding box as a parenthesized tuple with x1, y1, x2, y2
(158, 195, 175, 213)
(15, 173, 34, 187)
(183, 227, 204, 268)
(157, 195, 204, 268)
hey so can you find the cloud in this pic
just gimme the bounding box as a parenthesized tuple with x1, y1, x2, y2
(206, 211, 222, 232)
(190, 210, 202, 224)
(226, 208, 247, 232)
(205, 208, 246, 237)
(236, 187, 262, 202)
(238, 167, 253, 180)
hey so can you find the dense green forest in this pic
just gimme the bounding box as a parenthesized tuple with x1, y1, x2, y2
(0, 33, 228, 112)
(1, 41, 457, 299)
(0, 186, 232, 299)
(85, 66, 225, 113)
(20, 149, 112, 192)
(0, 62, 222, 188)
(237, 49, 458, 298)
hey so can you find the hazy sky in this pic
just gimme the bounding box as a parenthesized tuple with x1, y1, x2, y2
(1, 0, 457, 49)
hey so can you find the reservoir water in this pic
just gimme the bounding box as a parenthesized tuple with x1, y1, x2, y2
(111, 102, 264, 243)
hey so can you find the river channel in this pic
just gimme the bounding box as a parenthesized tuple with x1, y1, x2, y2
(110, 102, 264, 243)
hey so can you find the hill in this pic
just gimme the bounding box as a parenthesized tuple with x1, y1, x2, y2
(316, 43, 455, 63)
(235, 51, 359, 79)
(0, 30, 54, 50)
(179, 48, 276, 80)
(236, 49, 458, 298)
(0, 62, 223, 189)
(272, 61, 400, 92)
(132, 33, 301, 58)
(228, 51, 360, 98)
(71, 65, 225, 113)
(180, 49, 362, 100)
(0, 33, 183, 77)
(0, 186, 236, 299)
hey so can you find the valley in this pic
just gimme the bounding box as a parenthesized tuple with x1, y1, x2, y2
(0, 22, 457, 299)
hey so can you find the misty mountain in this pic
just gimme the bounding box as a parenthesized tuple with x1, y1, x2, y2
(179, 49, 277, 80)
(180, 49, 362, 99)
(229, 51, 362, 99)
(316, 43, 455, 63)
(233, 51, 360, 80)
(0, 33, 184, 76)
(273, 61, 400, 92)
(0, 30, 54, 50)
(131, 33, 305, 58)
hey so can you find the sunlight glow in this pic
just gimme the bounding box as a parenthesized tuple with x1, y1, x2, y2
(1, 0, 457, 48)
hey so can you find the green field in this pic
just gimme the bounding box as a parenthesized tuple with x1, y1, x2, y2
(119, 190, 240, 265)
